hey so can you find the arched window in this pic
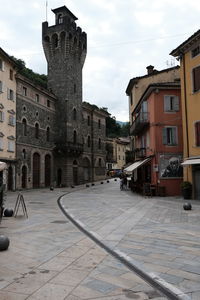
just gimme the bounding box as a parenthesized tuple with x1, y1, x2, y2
(52, 34, 58, 48)
(87, 135, 91, 148)
(35, 123, 39, 139)
(22, 118, 27, 136)
(195, 121, 200, 146)
(98, 138, 101, 149)
(73, 108, 77, 120)
(46, 127, 50, 142)
(73, 130, 77, 144)
(22, 149, 26, 159)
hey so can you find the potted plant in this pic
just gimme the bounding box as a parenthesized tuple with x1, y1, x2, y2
(181, 181, 192, 199)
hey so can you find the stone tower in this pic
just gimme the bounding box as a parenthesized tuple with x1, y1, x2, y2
(42, 5, 87, 146)
(42, 6, 87, 186)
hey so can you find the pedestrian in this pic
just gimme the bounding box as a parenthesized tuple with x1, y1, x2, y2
(123, 175, 128, 190)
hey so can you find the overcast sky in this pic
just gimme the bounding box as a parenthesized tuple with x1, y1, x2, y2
(1, 0, 200, 121)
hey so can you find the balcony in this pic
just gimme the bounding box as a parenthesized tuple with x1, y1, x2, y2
(130, 112, 149, 136)
(54, 141, 83, 156)
(135, 147, 146, 159)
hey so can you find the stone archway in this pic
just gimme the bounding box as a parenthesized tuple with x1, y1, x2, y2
(45, 154, 51, 187)
(33, 153, 40, 188)
(22, 165, 27, 189)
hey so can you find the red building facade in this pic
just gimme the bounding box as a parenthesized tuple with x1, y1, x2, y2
(131, 82, 183, 196)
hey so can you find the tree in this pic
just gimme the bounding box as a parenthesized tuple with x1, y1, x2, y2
(106, 116, 121, 137)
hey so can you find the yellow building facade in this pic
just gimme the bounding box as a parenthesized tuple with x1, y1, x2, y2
(171, 30, 200, 199)
(0, 48, 17, 190)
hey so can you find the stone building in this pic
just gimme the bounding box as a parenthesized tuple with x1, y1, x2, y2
(15, 5, 108, 189)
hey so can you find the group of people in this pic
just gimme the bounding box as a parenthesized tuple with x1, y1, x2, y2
(119, 172, 128, 190)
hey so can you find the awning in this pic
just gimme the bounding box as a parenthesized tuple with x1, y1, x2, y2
(182, 158, 200, 166)
(124, 157, 151, 173)
(0, 162, 7, 171)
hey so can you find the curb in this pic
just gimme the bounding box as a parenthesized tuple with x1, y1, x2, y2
(58, 194, 191, 300)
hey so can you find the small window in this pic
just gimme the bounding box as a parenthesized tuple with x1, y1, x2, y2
(8, 115, 15, 126)
(73, 108, 77, 120)
(46, 127, 50, 142)
(7, 89, 14, 101)
(0, 81, 3, 93)
(74, 84, 76, 94)
(87, 135, 91, 147)
(10, 69, 13, 80)
(22, 149, 26, 159)
(0, 137, 3, 150)
(192, 66, 200, 93)
(195, 121, 200, 147)
(87, 115, 90, 126)
(35, 94, 39, 103)
(73, 130, 77, 144)
(23, 105, 27, 112)
(162, 127, 177, 146)
(98, 138, 101, 149)
(191, 46, 200, 58)
(8, 140, 14, 152)
(47, 99, 50, 107)
(0, 111, 4, 122)
(23, 86, 27, 96)
(35, 123, 39, 139)
(98, 119, 101, 129)
(164, 95, 179, 112)
(22, 119, 27, 136)
(58, 14, 63, 24)
(0, 59, 4, 71)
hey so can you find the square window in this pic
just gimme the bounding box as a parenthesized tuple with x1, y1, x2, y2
(193, 66, 200, 93)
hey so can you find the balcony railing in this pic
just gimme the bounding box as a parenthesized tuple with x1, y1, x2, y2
(130, 112, 149, 135)
(135, 147, 146, 159)
(54, 141, 83, 156)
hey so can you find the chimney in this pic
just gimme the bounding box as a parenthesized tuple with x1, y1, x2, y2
(146, 65, 154, 75)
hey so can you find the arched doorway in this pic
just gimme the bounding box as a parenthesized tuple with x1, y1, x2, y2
(83, 157, 90, 182)
(45, 154, 51, 187)
(73, 160, 78, 185)
(8, 166, 13, 191)
(22, 165, 27, 189)
(33, 153, 40, 188)
(57, 168, 62, 187)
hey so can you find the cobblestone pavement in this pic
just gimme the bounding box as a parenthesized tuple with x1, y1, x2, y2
(0, 180, 199, 299)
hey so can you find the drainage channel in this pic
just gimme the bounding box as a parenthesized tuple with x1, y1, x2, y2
(58, 194, 191, 300)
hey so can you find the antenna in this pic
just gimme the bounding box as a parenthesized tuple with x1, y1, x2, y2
(46, 0, 48, 22)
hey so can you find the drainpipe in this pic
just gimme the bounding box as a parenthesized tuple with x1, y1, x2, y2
(181, 52, 189, 181)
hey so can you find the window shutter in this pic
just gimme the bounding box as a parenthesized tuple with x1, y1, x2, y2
(0, 81, 2, 92)
(172, 127, 177, 145)
(196, 122, 200, 146)
(193, 66, 200, 92)
(164, 96, 170, 111)
(162, 128, 167, 144)
(174, 96, 179, 111)
(2, 112, 5, 121)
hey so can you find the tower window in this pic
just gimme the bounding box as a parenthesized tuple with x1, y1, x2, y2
(73, 108, 77, 120)
(35, 94, 39, 103)
(58, 14, 63, 24)
(87, 115, 90, 126)
(98, 138, 101, 149)
(87, 136, 91, 147)
(10, 69, 13, 80)
(46, 127, 50, 142)
(35, 123, 39, 139)
(47, 99, 50, 107)
(23, 86, 27, 96)
(52, 34, 58, 48)
(73, 130, 77, 144)
(74, 84, 76, 94)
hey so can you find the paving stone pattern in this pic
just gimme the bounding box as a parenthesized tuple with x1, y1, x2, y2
(0, 181, 199, 299)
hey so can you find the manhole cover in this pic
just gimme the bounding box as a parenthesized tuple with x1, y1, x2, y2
(51, 220, 68, 224)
